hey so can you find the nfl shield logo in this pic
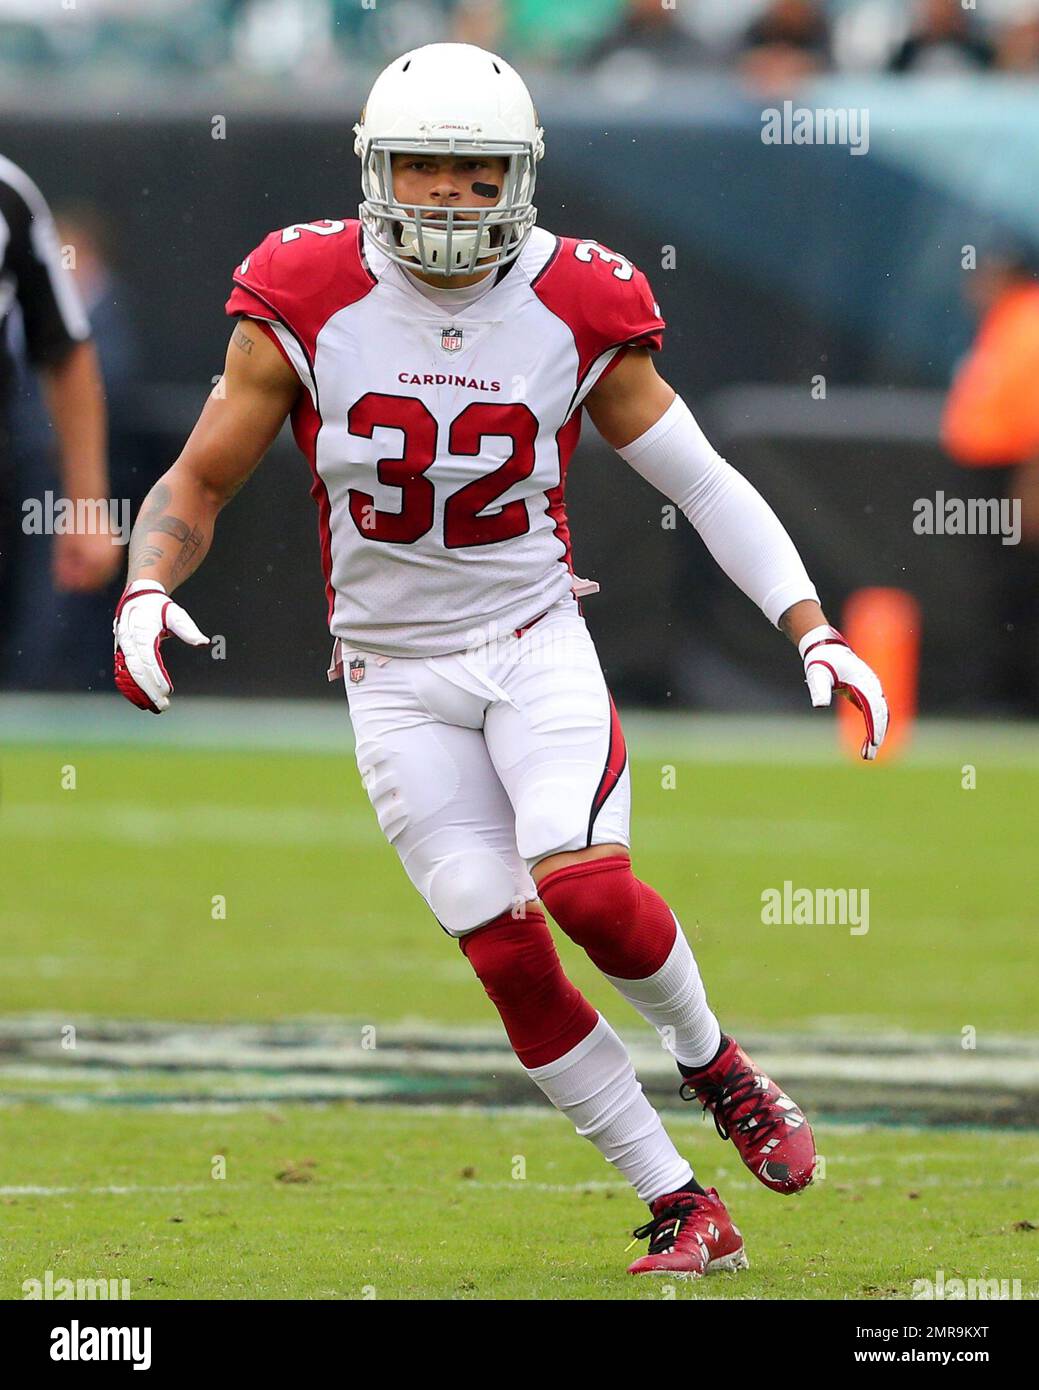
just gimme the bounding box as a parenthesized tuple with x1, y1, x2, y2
(441, 325, 464, 353)
(349, 657, 366, 684)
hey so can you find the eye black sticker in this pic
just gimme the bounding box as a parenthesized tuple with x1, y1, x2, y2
(472, 182, 500, 198)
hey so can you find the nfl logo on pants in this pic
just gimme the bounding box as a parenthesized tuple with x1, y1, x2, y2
(349, 658, 366, 684)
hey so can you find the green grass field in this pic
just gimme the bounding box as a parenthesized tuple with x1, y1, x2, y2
(2, 1108, 1037, 1300)
(2, 738, 1037, 1029)
(1, 711, 1037, 1298)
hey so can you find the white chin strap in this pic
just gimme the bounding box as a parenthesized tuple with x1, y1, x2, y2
(399, 218, 493, 273)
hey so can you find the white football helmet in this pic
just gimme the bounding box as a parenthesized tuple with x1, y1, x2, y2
(354, 43, 544, 277)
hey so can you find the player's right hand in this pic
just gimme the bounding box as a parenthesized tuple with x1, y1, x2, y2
(113, 580, 209, 714)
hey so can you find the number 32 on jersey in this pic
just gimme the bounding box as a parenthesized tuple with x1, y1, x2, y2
(348, 395, 539, 549)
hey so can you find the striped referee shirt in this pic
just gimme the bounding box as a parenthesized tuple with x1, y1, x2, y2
(0, 153, 91, 411)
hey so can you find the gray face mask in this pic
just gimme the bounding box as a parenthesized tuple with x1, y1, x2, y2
(356, 139, 539, 277)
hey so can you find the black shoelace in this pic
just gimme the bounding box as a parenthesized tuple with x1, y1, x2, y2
(630, 1195, 701, 1255)
(681, 1062, 784, 1144)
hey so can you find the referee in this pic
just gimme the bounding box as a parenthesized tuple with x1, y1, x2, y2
(1, 153, 116, 674)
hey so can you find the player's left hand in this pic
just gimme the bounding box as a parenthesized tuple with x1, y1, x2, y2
(798, 625, 889, 761)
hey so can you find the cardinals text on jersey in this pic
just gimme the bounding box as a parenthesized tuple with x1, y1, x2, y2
(225, 219, 665, 658)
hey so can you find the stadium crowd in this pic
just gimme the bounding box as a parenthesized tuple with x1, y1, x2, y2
(0, 0, 1038, 83)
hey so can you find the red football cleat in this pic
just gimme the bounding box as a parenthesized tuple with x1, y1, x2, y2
(627, 1187, 748, 1278)
(678, 1035, 816, 1194)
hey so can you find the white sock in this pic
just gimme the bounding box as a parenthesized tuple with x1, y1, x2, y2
(525, 1013, 694, 1203)
(602, 913, 722, 1069)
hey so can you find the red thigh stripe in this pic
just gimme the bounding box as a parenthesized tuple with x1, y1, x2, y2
(586, 691, 627, 845)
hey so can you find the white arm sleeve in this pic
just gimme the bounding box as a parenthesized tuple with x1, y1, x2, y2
(616, 394, 819, 627)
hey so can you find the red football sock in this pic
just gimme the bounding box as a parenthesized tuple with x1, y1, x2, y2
(459, 905, 598, 1069)
(536, 855, 678, 980)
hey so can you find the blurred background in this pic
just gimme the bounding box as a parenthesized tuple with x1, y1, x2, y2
(2, 0, 1039, 715)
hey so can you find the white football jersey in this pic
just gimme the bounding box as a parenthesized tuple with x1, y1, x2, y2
(226, 220, 665, 658)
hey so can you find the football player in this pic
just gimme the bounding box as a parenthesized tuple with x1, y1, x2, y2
(114, 43, 888, 1278)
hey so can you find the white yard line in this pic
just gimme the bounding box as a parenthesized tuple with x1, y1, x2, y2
(0, 1184, 208, 1196)
(2, 802, 377, 847)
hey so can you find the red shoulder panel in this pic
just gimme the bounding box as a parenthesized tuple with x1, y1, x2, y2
(530, 236, 665, 384)
(225, 218, 376, 362)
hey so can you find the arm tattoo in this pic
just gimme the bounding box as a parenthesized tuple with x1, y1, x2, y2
(128, 482, 206, 583)
(168, 523, 204, 582)
(232, 325, 254, 354)
(134, 544, 166, 569)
